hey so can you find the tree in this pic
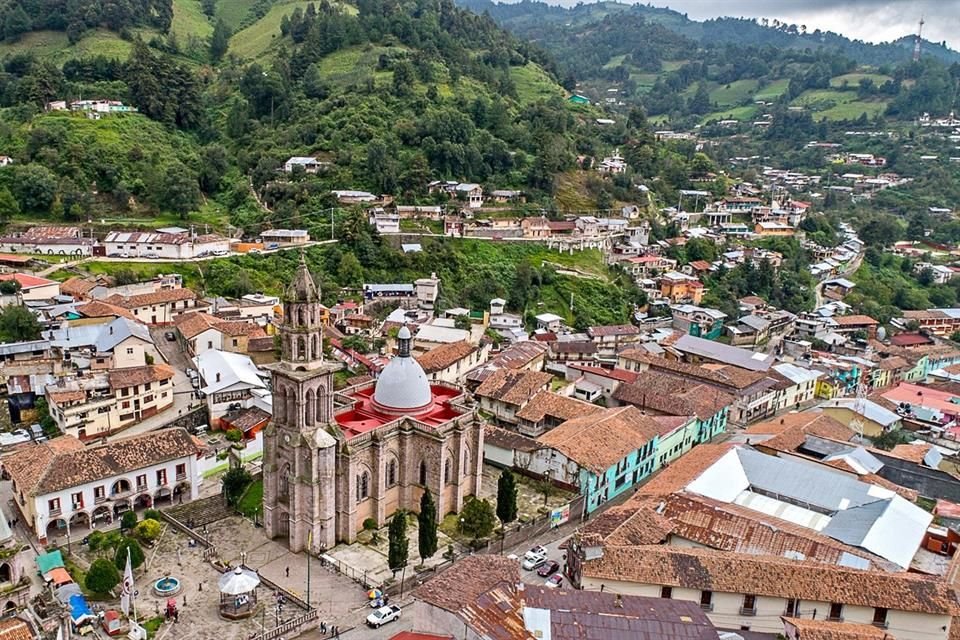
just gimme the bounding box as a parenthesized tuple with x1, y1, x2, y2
(2, 5, 31, 41)
(158, 163, 201, 217)
(0, 305, 41, 342)
(453, 314, 472, 331)
(392, 60, 415, 97)
(0, 186, 19, 222)
(86, 558, 120, 594)
(223, 467, 252, 506)
(0, 280, 19, 295)
(337, 253, 364, 287)
(387, 510, 408, 572)
(496, 469, 518, 525)
(872, 429, 912, 451)
(121, 510, 138, 531)
(210, 19, 231, 62)
(134, 519, 162, 543)
(114, 537, 145, 571)
(459, 497, 496, 540)
(418, 489, 438, 562)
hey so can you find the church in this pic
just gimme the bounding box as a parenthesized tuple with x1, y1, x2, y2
(262, 256, 484, 552)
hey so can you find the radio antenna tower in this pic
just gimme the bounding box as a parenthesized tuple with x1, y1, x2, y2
(913, 15, 925, 62)
(849, 382, 868, 443)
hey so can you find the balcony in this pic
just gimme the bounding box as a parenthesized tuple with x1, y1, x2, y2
(700, 603, 714, 612)
(135, 484, 148, 494)
(175, 473, 187, 482)
(48, 507, 62, 517)
(739, 607, 757, 617)
(94, 495, 107, 505)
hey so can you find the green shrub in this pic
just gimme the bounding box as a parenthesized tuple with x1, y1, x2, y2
(114, 537, 145, 571)
(143, 509, 162, 522)
(362, 518, 378, 531)
(86, 530, 106, 552)
(120, 511, 138, 530)
(134, 519, 162, 543)
(225, 428, 243, 442)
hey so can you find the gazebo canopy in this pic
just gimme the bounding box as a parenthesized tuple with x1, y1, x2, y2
(218, 567, 260, 595)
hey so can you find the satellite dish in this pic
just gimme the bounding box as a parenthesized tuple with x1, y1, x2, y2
(877, 326, 887, 341)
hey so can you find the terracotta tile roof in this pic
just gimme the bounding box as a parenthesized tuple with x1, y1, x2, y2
(860, 473, 919, 502)
(475, 368, 553, 406)
(878, 355, 909, 371)
(689, 260, 712, 271)
(60, 276, 96, 298)
(587, 324, 640, 338)
(107, 364, 174, 390)
(889, 443, 934, 465)
(515, 391, 600, 423)
(216, 319, 266, 338)
(483, 425, 540, 453)
(584, 544, 960, 615)
(745, 413, 855, 452)
(105, 287, 196, 309)
(0, 618, 35, 640)
(75, 300, 137, 322)
(614, 373, 735, 420)
(618, 349, 770, 391)
(739, 296, 767, 306)
(1, 436, 86, 499)
(47, 389, 87, 405)
(3, 428, 199, 497)
(174, 311, 219, 338)
(416, 340, 477, 373)
(221, 407, 271, 433)
(637, 444, 735, 495)
(537, 406, 660, 474)
(414, 555, 518, 614)
(652, 415, 693, 435)
(552, 340, 597, 355)
(0, 273, 56, 289)
(783, 617, 894, 640)
(890, 333, 934, 347)
(833, 314, 879, 326)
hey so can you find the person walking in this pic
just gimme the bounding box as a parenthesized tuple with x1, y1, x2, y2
(285, 566, 290, 578)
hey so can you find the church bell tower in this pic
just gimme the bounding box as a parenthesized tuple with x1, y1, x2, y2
(262, 253, 342, 552)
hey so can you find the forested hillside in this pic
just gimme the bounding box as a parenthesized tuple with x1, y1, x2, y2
(460, 0, 960, 128)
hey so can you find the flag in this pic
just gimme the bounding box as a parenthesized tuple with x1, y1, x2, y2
(120, 548, 133, 616)
(56, 625, 63, 640)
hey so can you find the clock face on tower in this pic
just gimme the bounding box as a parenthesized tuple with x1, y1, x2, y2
(284, 433, 292, 445)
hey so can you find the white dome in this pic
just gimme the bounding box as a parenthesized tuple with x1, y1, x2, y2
(373, 356, 432, 412)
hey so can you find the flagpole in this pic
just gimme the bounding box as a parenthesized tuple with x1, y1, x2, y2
(306, 531, 312, 610)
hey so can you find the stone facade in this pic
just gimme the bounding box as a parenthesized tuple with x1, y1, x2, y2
(262, 256, 483, 553)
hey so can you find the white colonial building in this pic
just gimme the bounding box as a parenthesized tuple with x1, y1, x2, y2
(2, 429, 201, 544)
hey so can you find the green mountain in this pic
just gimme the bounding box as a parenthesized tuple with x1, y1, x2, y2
(456, 0, 960, 127)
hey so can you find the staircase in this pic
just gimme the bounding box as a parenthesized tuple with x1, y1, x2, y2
(166, 495, 235, 528)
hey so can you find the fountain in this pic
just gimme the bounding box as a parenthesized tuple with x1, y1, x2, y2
(153, 576, 182, 597)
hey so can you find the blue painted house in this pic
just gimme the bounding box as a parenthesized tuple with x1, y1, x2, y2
(537, 406, 661, 514)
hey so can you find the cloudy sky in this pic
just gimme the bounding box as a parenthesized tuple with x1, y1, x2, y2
(563, 1, 960, 50)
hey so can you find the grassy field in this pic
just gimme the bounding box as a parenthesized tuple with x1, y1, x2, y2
(171, 0, 213, 42)
(315, 44, 409, 87)
(791, 88, 857, 109)
(710, 79, 760, 107)
(701, 104, 757, 124)
(510, 63, 564, 104)
(216, 0, 259, 30)
(830, 72, 893, 88)
(661, 60, 687, 72)
(816, 99, 888, 121)
(229, 0, 357, 60)
(754, 78, 790, 101)
(0, 29, 135, 61)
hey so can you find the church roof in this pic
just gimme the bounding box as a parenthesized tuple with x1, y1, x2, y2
(286, 253, 319, 302)
(373, 325, 432, 412)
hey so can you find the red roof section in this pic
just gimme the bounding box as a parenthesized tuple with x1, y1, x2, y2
(334, 384, 464, 439)
(0, 273, 56, 289)
(890, 333, 934, 347)
(389, 634, 454, 640)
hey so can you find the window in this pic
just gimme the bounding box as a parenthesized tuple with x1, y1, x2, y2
(785, 599, 799, 617)
(207, 341, 213, 349)
(156, 469, 167, 485)
(48, 498, 61, 515)
(828, 603, 843, 622)
(872, 608, 888, 628)
(444, 460, 452, 484)
(357, 472, 369, 502)
(232, 339, 238, 347)
(419, 461, 427, 485)
(136, 474, 147, 490)
(94, 485, 105, 501)
(144, 395, 153, 404)
(387, 460, 397, 487)
(121, 388, 130, 397)
(699, 591, 713, 611)
(741, 594, 757, 616)
(71, 492, 84, 509)
(176, 463, 186, 480)
(126, 348, 134, 355)
(145, 383, 151, 391)
(660, 586, 672, 599)
(122, 401, 130, 409)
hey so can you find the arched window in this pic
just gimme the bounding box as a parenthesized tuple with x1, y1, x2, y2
(316, 386, 327, 423)
(463, 447, 470, 473)
(311, 334, 318, 360)
(298, 307, 306, 326)
(357, 472, 369, 501)
(387, 460, 397, 487)
(444, 460, 452, 485)
(297, 336, 306, 361)
(305, 389, 315, 426)
(279, 464, 290, 499)
(419, 461, 427, 485)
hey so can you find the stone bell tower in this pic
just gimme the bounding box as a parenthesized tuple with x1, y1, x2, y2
(262, 253, 342, 553)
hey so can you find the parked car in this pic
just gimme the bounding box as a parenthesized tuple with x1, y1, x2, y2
(529, 545, 547, 556)
(119, 252, 130, 258)
(143, 252, 158, 259)
(164, 331, 176, 342)
(545, 574, 563, 588)
(266, 243, 280, 250)
(366, 605, 402, 628)
(248, 248, 261, 255)
(522, 552, 546, 571)
(537, 561, 560, 577)
(213, 249, 229, 256)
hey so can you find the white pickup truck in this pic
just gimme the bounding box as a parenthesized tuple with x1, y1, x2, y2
(366, 604, 402, 628)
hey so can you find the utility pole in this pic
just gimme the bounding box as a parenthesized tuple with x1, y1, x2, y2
(914, 16, 925, 62)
